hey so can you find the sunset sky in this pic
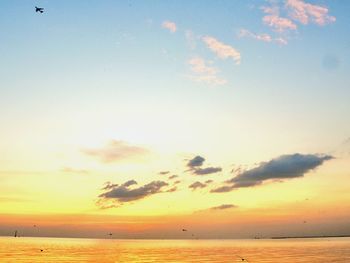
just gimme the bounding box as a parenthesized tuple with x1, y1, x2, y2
(0, 0, 350, 239)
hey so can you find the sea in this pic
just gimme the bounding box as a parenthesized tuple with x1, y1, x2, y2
(0, 236, 350, 262)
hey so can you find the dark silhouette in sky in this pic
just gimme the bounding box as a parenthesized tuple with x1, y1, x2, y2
(35, 6, 44, 13)
(237, 255, 249, 262)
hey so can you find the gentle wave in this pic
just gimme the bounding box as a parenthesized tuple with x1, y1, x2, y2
(1, 237, 350, 262)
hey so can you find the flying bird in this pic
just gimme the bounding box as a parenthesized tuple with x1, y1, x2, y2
(35, 6, 44, 13)
(237, 255, 249, 262)
(182, 229, 187, 232)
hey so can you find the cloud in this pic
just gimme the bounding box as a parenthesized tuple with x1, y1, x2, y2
(275, 37, 288, 45)
(262, 5, 297, 32)
(212, 153, 333, 192)
(238, 29, 272, 42)
(193, 167, 222, 175)
(166, 186, 177, 193)
(82, 140, 148, 163)
(187, 155, 205, 168)
(162, 21, 177, 33)
(101, 182, 119, 190)
(189, 181, 207, 190)
(102, 180, 137, 191)
(60, 167, 89, 175)
(238, 29, 288, 45)
(98, 180, 168, 207)
(210, 185, 234, 193)
(205, 180, 213, 184)
(168, 175, 178, 180)
(202, 36, 241, 64)
(159, 171, 170, 175)
(195, 203, 238, 213)
(173, 180, 181, 185)
(210, 204, 238, 210)
(188, 56, 227, 86)
(187, 155, 222, 175)
(188, 57, 217, 75)
(286, 0, 336, 26)
(123, 180, 138, 187)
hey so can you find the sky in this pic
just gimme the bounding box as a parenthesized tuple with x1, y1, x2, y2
(0, 0, 350, 239)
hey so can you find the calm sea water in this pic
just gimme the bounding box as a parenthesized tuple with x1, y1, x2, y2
(0, 237, 350, 262)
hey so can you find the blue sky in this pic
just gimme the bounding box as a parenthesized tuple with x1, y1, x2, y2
(1, 0, 349, 167)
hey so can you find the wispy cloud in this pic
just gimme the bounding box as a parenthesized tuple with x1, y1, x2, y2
(210, 204, 238, 210)
(162, 21, 177, 33)
(261, 0, 335, 34)
(195, 203, 238, 213)
(159, 171, 170, 175)
(168, 175, 178, 180)
(238, 29, 272, 42)
(262, 5, 297, 32)
(102, 182, 118, 191)
(98, 180, 168, 207)
(166, 186, 177, 193)
(212, 153, 333, 192)
(188, 57, 217, 75)
(238, 29, 288, 45)
(275, 37, 288, 45)
(202, 36, 241, 64)
(189, 181, 207, 190)
(193, 167, 222, 175)
(286, 0, 336, 25)
(82, 140, 148, 163)
(188, 56, 227, 86)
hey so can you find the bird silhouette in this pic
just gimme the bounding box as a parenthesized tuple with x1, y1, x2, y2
(237, 255, 249, 262)
(35, 6, 44, 13)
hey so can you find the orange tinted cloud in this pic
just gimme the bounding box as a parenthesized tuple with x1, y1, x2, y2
(286, 0, 336, 26)
(262, 6, 297, 32)
(202, 36, 241, 64)
(188, 56, 227, 86)
(162, 21, 177, 33)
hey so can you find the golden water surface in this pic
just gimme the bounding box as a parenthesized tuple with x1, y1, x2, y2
(0, 237, 350, 262)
